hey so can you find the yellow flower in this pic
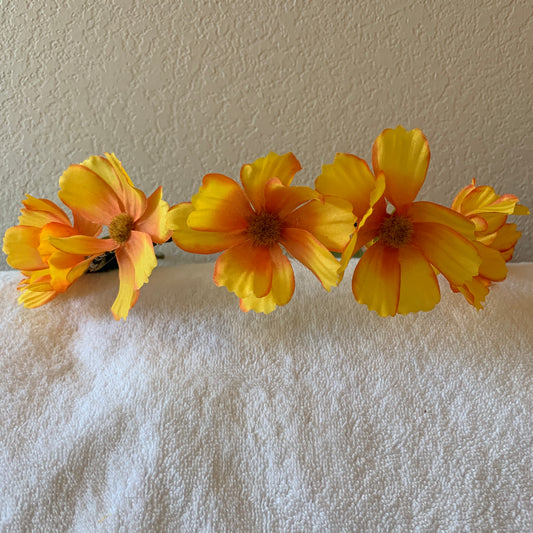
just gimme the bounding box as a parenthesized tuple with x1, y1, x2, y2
(449, 179, 529, 308)
(316, 126, 482, 316)
(3, 195, 102, 308)
(168, 152, 355, 313)
(49, 153, 171, 320)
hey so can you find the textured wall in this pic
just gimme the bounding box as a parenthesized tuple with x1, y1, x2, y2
(1, 0, 531, 270)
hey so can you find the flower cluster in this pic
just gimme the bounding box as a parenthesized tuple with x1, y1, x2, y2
(2, 127, 529, 319)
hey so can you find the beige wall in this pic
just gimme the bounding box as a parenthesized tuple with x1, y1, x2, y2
(1, 0, 531, 269)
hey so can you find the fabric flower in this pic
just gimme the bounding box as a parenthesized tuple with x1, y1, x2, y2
(449, 179, 529, 308)
(316, 126, 482, 316)
(49, 153, 171, 320)
(3, 195, 102, 308)
(168, 152, 355, 313)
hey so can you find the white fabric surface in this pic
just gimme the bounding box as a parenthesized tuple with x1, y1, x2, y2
(0, 260, 532, 532)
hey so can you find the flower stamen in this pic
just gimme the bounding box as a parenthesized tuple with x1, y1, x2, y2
(247, 212, 282, 247)
(379, 214, 413, 248)
(109, 213, 134, 244)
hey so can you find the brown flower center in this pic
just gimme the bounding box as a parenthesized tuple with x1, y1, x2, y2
(379, 214, 414, 248)
(109, 213, 134, 244)
(247, 212, 282, 247)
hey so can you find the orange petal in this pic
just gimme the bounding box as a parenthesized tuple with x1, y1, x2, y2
(283, 196, 355, 252)
(315, 153, 377, 219)
(49, 234, 116, 255)
(18, 284, 58, 308)
(280, 227, 340, 291)
(48, 252, 93, 292)
(135, 186, 172, 243)
(111, 231, 157, 320)
(238, 245, 295, 313)
(451, 180, 476, 212)
(372, 126, 430, 210)
(59, 164, 122, 224)
(214, 241, 273, 299)
(454, 277, 490, 310)
(483, 223, 521, 254)
(475, 242, 507, 282)
(85, 153, 146, 221)
(397, 244, 440, 314)
(461, 186, 520, 215)
(168, 203, 245, 254)
(3, 226, 47, 270)
(19, 195, 71, 227)
(352, 243, 400, 317)
(409, 201, 476, 240)
(188, 174, 253, 232)
(264, 178, 319, 219)
(240, 152, 302, 211)
(411, 222, 481, 286)
(72, 211, 102, 238)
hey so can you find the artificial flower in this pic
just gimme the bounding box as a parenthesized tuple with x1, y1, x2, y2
(49, 153, 171, 320)
(168, 152, 355, 313)
(2, 195, 102, 308)
(316, 125, 482, 317)
(449, 179, 529, 308)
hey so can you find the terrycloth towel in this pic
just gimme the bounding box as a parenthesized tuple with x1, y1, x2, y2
(0, 260, 532, 532)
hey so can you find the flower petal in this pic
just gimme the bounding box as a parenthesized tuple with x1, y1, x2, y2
(264, 178, 319, 219)
(83, 153, 146, 221)
(280, 227, 340, 291)
(240, 152, 302, 211)
(59, 164, 122, 224)
(48, 252, 93, 292)
(3, 226, 47, 270)
(214, 241, 274, 299)
(352, 243, 400, 317)
(372, 126, 430, 210)
(315, 153, 377, 219)
(482, 223, 521, 253)
(49, 234, 116, 255)
(238, 245, 295, 313)
(188, 174, 253, 232)
(111, 231, 158, 320)
(18, 283, 58, 308)
(409, 201, 476, 240)
(397, 244, 440, 314)
(284, 196, 355, 252)
(135, 186, 172, 243)
(19, 195, 71, 226)
(411, 222, 481, 286)
(168, 203, 245, 254)
(475, 242, 507, 282)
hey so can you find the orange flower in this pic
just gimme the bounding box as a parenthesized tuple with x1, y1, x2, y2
(168, 152, 355, 313)
(3, 195, 102, 308)
(316, 126, 482, 316)
(49, 153, 171, 320)
(449, 179, 529, 308)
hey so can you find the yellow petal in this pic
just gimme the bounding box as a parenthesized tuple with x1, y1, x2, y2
(19, 195, 71, 227)
(214, 241, 273, 299)
(37, 222, 78, 261)
(409, 201, 476, 240)
(283, 196, 355, 252)
(135, 186, 172, 244)
(397, 245, 440, 314)
(188, 174, 253, 232)
(264, 178, 319, 219)
(85, 153, 146, 220)
(451, 180, 476, 212)
(475, 242, 507, 282)
(411, 222, 481, 286)
(238, 245, 295, 313)
(280, 228, 340, 291)
(372, 126, 430, 210)
(240, 152, 302, 211)
(18, 284, 58, 308)
(3, 226, 47, 270)
(315, 153, 377, 219)
(49, 234, 116, 255)
(168, 203, 245, 254)
(454, 277, 490, 310)
(111, 231, 157, 320)
(483, 223, 521, 254)
(352, 243, 400, 317)
(59, 164, 122, 224)
(48, 252, 92, 292)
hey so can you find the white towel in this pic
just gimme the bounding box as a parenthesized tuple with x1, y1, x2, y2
(1, 260, 532, 532)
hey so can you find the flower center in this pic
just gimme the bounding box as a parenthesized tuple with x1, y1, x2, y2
(247, 212, 282, 247)
(379, 214, 414, 248)
(109, 213, 134, 244)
